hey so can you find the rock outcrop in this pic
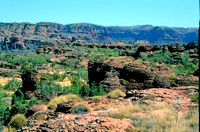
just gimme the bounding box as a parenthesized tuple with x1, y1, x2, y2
(133, 43, 198, 61)
(88, 57, 172, 92)
(21, 70, 40, 93)
(12, 70, 41, 101)
(26, 105, 48, 117)
(1, 36, 26, 50)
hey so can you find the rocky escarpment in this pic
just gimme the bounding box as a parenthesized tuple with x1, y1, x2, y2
(0, 22, 198, 50)
(1, 36, 70, 50)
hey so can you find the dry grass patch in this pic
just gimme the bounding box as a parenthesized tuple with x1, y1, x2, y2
(108, 89, 126, 99)
(48, 94, 81, 109)
(3, 127, 16, 132)
(108, 102, 170, 119)
(53, 77, 72, 87)
(0, 77, 21, 86)
(88, 96, 103, 102)
(108, 102, 145, 119)
(134, 108, 199, 131)
(108, 101, 199, 131)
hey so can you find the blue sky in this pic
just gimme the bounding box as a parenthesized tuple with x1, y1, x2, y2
(0, 0, 198, 27)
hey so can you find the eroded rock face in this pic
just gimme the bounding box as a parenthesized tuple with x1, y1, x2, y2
(26, 105, 48, 117)
(193, 69, 199, 76)
(21, 70, 40, 93)
(88, 57, 172, 92)
(1, 36, 26, 50)
(36, 46, 66, 54)
(133, 43, 198, 60)
(55, 101, 76, 113)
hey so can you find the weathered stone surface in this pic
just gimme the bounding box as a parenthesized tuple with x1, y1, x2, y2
(20, 112, 134, 131)
(133, 43, 198, 59)
(55, 101, 75, 113)
(193, 69, 199, 76)
(168, 44, 185, 52)
(21, 70, 40, 93)
(36, 46, 65, 54)
(26, 105, 48, 117)
(175, 75, 199, 86)
(1, 36, 26, 50)
(88, 57, 172, 92)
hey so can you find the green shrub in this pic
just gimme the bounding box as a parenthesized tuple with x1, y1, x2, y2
(13, 97, 42, 114)
(89, 48, 120, 61)
(191, 92, 199, 103)
(79, 83, 105, 97)
(0, 91, 10, 125)
(40, 73, 65, 81)
(9, 114, 27, 129)
(140, 53, 148, 61)
(173, 63, 198, 76)
(108, 89, 126, 99)
(8, 54, 50, 67)
(64, 75, 82, 95)
(71, 103, 91, 114)
(20, 63, 35, 71)
(147, 50, 174, 64)
(181, 51, 190, 65)
(12, 89, 43, 115)
(77, 67, 88, 81)
(28, 54, 50, 66)
(3, 79, 22, 91)
(0, 70, 18, 77)
(35, 81, 63, 100)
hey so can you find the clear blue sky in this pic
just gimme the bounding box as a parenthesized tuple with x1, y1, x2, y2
(0, 0, 198, 27)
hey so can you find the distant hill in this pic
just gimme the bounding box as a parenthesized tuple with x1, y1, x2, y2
(0, 22, 198, 46)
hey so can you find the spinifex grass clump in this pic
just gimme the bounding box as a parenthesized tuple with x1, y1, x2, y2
(9, 114, 27, 129)
(48, 94, 81, 109)
(108, 89, 126, 99)
(71, 103, 91, 114)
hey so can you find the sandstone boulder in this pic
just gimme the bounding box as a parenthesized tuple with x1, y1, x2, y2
(26, 105, 48, 117)
(88, 57, 172, 92)
(55, 101, 75, 113)
(21, 70, 40, 93)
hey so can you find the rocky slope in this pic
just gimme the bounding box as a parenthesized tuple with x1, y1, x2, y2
(0, 22, 198, 50)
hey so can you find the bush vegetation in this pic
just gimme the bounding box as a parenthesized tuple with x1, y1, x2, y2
(40, 72, 65, 81)
(0, 91, 10, 126)
(79, 83, 105, 97)
(12, 95, 43, 115)
(2, 79, 22, 91)
(35, 81, 63, 100)
(191, 92, 199, 103)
